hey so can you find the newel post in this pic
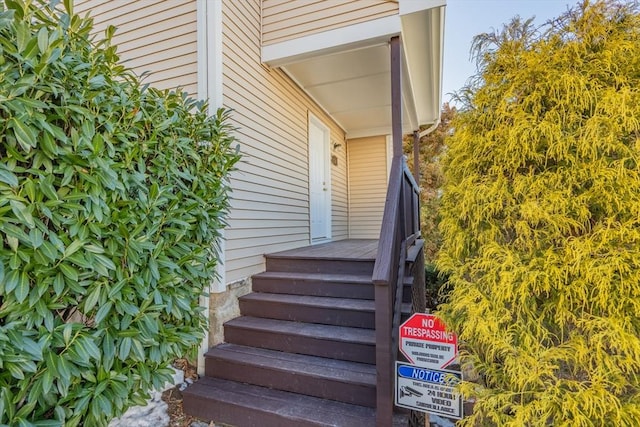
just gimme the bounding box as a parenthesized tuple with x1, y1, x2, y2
(413, 130, 420, 185)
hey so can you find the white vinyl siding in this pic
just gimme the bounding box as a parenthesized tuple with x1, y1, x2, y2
(223, 0, 348, 283)
(331, 136, 348, 241)
(261, 0, 399, 45)
(74, 0, 198, 96)
(347, 136, 388, 239)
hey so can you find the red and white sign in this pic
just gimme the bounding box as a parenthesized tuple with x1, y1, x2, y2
(399, 313, 458, 370)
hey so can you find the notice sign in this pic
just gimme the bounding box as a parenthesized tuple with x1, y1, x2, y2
(399, 313, 457, 369)
(395, 362, 463, 419)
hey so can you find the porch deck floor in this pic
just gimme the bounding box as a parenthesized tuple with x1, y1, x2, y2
(268, 239, 378, 260)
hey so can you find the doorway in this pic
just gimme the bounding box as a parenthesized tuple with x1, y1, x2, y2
(308, 114, 332, 243)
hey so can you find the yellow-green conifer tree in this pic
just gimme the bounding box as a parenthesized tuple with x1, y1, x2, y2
(437, 1, 640, 425)
(403, 103, 456, 263)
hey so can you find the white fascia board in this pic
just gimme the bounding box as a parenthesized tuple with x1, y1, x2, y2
(262, 15, 401, 67)
(401, 53, 418, 131)
(399, 0, 446, 16)
(424, 6, 445, 123)
(401, 6, 445, 126)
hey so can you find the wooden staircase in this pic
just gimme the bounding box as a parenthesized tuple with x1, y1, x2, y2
(183, 241, 392, 426)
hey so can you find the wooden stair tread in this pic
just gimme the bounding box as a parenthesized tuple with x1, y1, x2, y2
(253, 271, 373, 284)
(266, 239, 377, 260)
(252, 271, 375, 300)
(225, 316, 375, 344)
(183, 377, 376, 427)
(240, 293, 375, 310)
(265, 255, 374, 275)
(207, 343, 376, 384)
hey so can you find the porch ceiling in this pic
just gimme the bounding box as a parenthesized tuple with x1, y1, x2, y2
(263, 3, 445, 139)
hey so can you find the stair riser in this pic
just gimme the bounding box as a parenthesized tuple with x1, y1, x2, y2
(205, 357, 375, 407)
(224, 327, 375, 364)
(239, 299, 375, 329)
(403, 284, 412, 301)
(252, 277, 375, 300)
(266, 257, 374, 275)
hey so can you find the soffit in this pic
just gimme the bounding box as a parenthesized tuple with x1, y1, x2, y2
(263, 5, 445, 139)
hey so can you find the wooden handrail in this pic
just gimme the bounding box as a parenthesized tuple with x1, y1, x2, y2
(373, 154, 421, 426)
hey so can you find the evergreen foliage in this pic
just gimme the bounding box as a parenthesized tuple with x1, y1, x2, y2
(0, 0, 239, 425)
(437, 1, 640, 425)
(403, 104, 455, 263)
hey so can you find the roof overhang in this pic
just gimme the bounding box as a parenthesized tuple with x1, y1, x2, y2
(262, 1, 446, 139)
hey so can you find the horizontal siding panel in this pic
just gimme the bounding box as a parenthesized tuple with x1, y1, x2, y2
(119, 43, 197, 70)
(230, 199, 309, 214)
(264, 2, 394, 35)
(226, 234, 309, 251)
(224, 94, 308, 162)
(230, 187, 308, 208)
(226, 238, 310, 270)
(226, 227, 308, 240)
(77, 0, 172, 26)
(74, 0, 197, 95)
(231, 155, 307, 189)
(127, 62, 196, 83)
(228, 218, 309, 229)
(224, 0, 347, 284)
(232, 178, 308, 200)
(226, 238, 309, 261)
(231, 209, 309, 221)
(90, 4, 195, 36)
(263, 0, 342, 25)
(114, 31, 195, 56)
(348, 135, 388, 239)
(262, 0, 316, 15)
(223, 31, 312, 130)
(262, 0, 398, 45)
(331, 137, 348, 241)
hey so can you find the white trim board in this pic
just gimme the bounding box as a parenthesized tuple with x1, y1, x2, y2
(196, 0, 224, 377)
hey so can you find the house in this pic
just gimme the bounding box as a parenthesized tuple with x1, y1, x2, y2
(75, 1, 446, 425)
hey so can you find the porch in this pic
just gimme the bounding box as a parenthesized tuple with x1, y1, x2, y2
(184, 232, 425, 426)
(184, 1, 440, 424)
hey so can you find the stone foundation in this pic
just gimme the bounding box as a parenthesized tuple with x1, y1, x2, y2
(208, 277, 252, 346)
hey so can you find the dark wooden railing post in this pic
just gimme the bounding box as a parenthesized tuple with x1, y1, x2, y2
(374, 157, 424, 426)
(373, 159, 401, 427)
(413, 131, 420, 185)
(374, 34, 402, 427)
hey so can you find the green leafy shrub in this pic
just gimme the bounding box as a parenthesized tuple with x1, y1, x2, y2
(438, 1, 640, 425)
(0, 1, 239, 425)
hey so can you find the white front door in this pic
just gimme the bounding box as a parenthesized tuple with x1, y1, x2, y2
(309, 116, 331, 243)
